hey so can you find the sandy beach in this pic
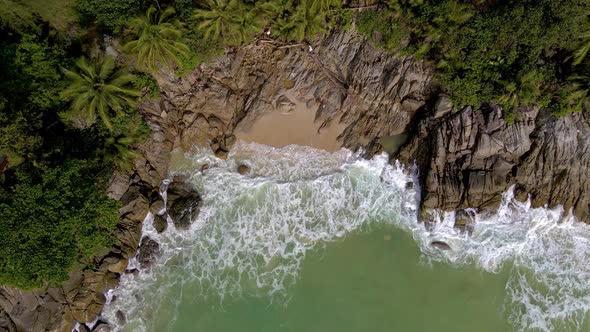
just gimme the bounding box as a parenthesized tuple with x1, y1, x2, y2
(235, 92, 346, 152)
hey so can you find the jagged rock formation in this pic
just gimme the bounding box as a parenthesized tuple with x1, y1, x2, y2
(154, 29, 431, 158)
(396, 99, 590, 221)
(1, 28, 588, 331)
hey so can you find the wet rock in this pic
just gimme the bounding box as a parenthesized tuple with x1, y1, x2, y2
(201, 164, 209, 173)
(92, 319, 110, 332)
(137, 237, 160, 269)
(115, 310, 126, 325)
(167, 176, 202, 230)
(78, 324, 91, 332)
(214, 149, 229, 160)
(430, 241, 451, 250)
(124, 268, 139, 276)
(454, 210, 475, 234)
(153, 214, 168, 233)
(237, 164, 250, 175)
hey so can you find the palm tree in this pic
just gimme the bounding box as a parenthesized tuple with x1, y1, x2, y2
(497, 71, 540, 111)
(124, 6, 190, 73)
(60, 57, 139, 131)
(572, 33, 590, 66)
(315, 0, 341, 11)
(416, 0, 473, 59)
(564, 75, 590, 112)
(274, 0, 326, 42)
(194, 0, 269, 46)
(104, 135, 141, 171)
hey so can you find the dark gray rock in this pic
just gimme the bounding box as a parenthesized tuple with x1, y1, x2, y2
(153, 214, 168, 233)
(115, 310, 126, 325)
(430, 241, 451, 250)
(166, 176, 202, 230)
(137, 237, 160, 269)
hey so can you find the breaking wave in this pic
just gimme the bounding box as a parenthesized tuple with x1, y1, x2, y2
(103, 142, 590, 332)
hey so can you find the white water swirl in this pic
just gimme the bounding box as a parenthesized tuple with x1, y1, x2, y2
(103, 142, 590, 332)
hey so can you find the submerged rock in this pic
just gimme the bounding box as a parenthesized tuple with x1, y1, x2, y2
(237, 164, 250, 175)
(115, 310, 126, 325)
(430, 241, 451, 250)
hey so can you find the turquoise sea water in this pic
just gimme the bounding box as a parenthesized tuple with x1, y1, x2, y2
(103, 143, 590, 332)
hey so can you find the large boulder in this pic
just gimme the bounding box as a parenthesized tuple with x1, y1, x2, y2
(137, 237, 160, 269)
(166, 176, 202, 230)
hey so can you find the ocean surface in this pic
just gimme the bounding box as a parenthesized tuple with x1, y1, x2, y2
(103, 142, 590, 332)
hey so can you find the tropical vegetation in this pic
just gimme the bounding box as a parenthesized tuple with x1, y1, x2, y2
(1, 0, 590, 289)
(124, 6, 190, 72)
(60, 56, 139, 130)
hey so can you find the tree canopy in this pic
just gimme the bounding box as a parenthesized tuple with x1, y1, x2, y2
(60, 56, 139, 130)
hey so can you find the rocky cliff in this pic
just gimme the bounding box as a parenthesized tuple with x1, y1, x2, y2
(1, 29, 588, 331)
(397, 101, 589, 222)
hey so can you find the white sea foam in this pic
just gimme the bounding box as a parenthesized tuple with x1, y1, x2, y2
(102, 142, 590, 332)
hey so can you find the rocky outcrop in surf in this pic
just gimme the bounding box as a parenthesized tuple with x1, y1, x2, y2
(395, 100, 590, 222)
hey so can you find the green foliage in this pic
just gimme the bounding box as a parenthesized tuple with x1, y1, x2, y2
(77, 0, 146, 33)
(358, 0, 590, 114)
(124, 6, 190, 73)
(0, 160, 120, 289)
(193, 0, 270, 46)
(99, 110, 149, 171)
(274, 0, 327, 42)
(15, 34, 65, 110)
(60, 56, 139, 131)
(357, 10, 409, 52)
(132, 73, 160, 98)
(0, 33, 67, 165)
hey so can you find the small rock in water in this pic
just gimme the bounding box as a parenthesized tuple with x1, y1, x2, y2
(237, 164, 250, 175)
(384, 234, 392, 241)
(430, 241, 451, 250)
(125, 268, 139, 276)
(115, 310, 126, 325)
(201, 164, 209, 173)
(405, 181, 414, 190)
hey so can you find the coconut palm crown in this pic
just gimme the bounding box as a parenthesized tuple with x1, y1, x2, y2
(194, 0, 271, 45)
(60, 56, 139, 131)
(124, 6, 189, 73)
(275, 0, 326, 43)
